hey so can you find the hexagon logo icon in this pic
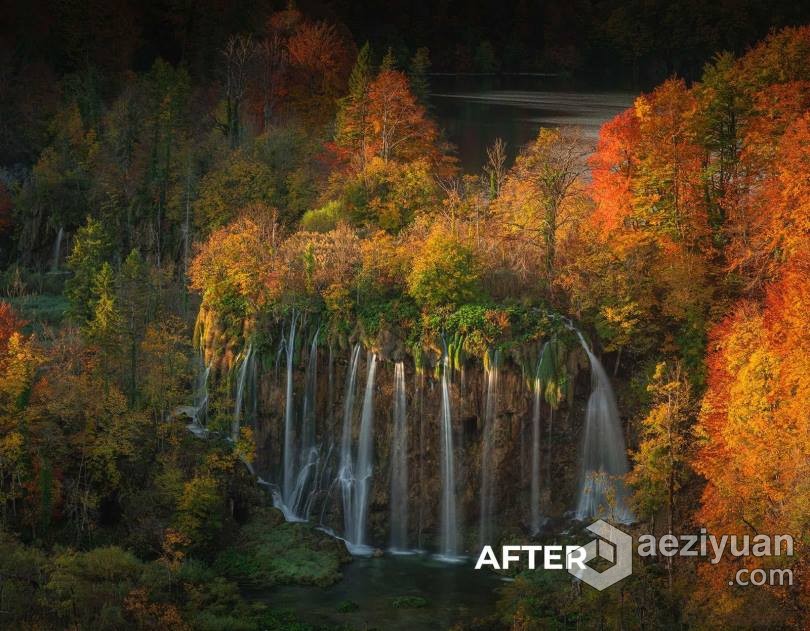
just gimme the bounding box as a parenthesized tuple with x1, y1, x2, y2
(567, 519, 632, 590)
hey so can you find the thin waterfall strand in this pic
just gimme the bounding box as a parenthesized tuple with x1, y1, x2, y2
(338, 345, 363, 551)
(530, 376, 542, 534)
(574, 332, 634, 523)
(51, 226, 64, 272)
(288, 330, 319, 517)
(479, 350, 499, 546)
(390, 361, 409, 550)
(282, 315, 298, 504)
(232, 344, 253, 441)
(352, 353, 377, 547)
(438, 354, 460, 560)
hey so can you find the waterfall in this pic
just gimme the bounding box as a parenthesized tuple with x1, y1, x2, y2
(530, 376, 542, 534)
(282, 315, 298, 505)
(547, 406, 554, 493)
(339, 352, 377, 553)
(390, 361, 409, 551)
(530, 341, 552, 534)
(438, 353, 460, 560)
(274, 335, 285, 384)
(301, 331, 319, 454)
(339, 345, 362, 511)
(479, 349, 500, 547)
(286, 328, 320, 518)
(352, 353, 377, 549)
(249, 345, 258, 425)
(195, 362, 211, 426)
(51, 226, 64, 272)
(232, 344, 253, 441)
(574, 332, 634, 523)
(327, 344, 334, 431)
(416, 371, 426, 550)
(182, 356, 211, 437)
(338, 345, 363, 552)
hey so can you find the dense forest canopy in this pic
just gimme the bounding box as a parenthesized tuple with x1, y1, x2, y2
(0, 2, 808, 629)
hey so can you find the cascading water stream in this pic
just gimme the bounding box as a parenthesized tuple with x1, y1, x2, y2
(389, 361, 409, 551)
(51, 226, 64, 272)
(181, 356, 211, 438)
(338, 345, 364, 552)
(574, 331, 634, 523)
(416, 371, 426, 550)
(281, 315, 299, 506)
(354, 353, 378, 547)
(301, 330, 319, 454)
(286, 329, 320, 518)
(232, 344, 253, 441)
(530, 375, 542, 534)
(194, 356, 211, 426)
(327, 344, 335, 431)
(438, 353, 460, 560)
(340, 352, 377, 553)
(479, 350, 500, 547)
(529, 340, 552, 534)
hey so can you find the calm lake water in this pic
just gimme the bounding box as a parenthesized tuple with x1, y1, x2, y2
(431, 76, 634, 172)
(268, 553, 506, 629)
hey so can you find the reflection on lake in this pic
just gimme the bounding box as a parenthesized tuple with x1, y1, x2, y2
(431, 79, 634, 172)
(265, 553, 505, 630)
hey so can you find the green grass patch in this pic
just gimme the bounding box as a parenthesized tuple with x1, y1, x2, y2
(391, 596, 429, 609)
(336, 600, 359, 613)
(5, 294, 69, 328)
(214, 508, 350, 588)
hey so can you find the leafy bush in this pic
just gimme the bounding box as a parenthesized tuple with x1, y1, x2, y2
(175, 475, 226, 556)
(300, 200, 344, 233)
(407, 227, 484, 310)
(391, 596, 429, 609)
(213, 510, 348, 588)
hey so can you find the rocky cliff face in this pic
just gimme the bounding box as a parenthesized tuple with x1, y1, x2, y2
(249, 339, 594, 552)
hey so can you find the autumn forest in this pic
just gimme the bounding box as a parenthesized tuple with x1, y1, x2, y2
(0, 2, 808, 630)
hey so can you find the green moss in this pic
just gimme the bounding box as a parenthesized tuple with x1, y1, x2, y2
(6, 294, 69, 328)
(336, 600, 359, 613)
(356, 295, 419, 340)
(536, 335, 568, 408)
(391, 596, 429, 609)
(423, 302, 561, 360)
(214, 509, 349, 588)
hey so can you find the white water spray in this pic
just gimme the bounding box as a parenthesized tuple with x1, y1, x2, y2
(438, 353, 460, 560)
(574, 331, 634, 523)
(51, 226, 64, 272)
(479, 349, 500, 546)
(530, 375, 542, 534)
(232, 344, 253, 441)
(282, 315, 298, 503)
(390, 361, 409, 550)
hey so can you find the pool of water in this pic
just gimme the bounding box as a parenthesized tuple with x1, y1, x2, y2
(431, 77, 634, 172)
(264, 553, 506, 630)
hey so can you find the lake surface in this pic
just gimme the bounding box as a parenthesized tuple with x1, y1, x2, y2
(267, 553, 505, 629)
(431, 77, 634, 172)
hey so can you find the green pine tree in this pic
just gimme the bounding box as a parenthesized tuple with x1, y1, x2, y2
(118, 249, 151, 402)
(380, 47, 397, 71)
(408, 47, 431, 104)
(65, 216, 111, 323)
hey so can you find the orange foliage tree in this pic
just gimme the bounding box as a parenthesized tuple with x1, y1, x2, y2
(726, 111, 810, 288)
(338, 69, 440, 168)
(589, 108, 640, 237)
(693, 249, 810, 624)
